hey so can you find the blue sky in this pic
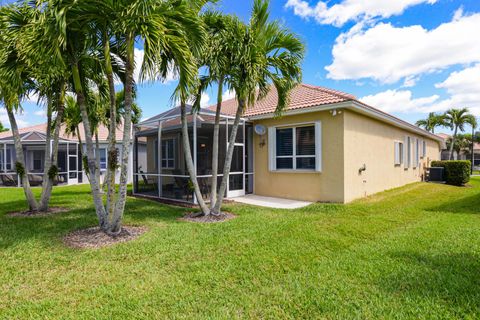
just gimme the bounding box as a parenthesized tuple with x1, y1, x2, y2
(6, 0, 480, 133)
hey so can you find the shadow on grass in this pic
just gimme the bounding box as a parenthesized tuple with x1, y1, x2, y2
(426, 193, 480, 214)
(379, 250, 480, 311)
(0, 196, 188, 249)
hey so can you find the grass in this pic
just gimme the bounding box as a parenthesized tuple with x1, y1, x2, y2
(0, 180, 479, 319)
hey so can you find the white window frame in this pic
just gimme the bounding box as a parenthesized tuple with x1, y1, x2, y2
(161, 138, 175, 169)
(413, 138, 419, 168)
(394, 141, 403, 166)
(268, 121, 322, 172)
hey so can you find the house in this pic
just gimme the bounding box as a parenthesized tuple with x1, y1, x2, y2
(133, 84, 444, 204)
(437, 132, 480, 166)
(0, 122, 137, 187)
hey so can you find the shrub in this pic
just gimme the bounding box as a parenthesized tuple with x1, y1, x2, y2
(431, 160, 470, 186)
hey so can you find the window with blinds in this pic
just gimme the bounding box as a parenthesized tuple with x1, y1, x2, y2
(275, 125, 316, 170)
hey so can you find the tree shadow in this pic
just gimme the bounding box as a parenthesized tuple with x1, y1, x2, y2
(0, 195, 191, 249)
(377, 250, 480, 313)
(426, 193, 480, 214)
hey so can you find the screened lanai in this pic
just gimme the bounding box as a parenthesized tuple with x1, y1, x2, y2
(0, 131, 82, 187)
(133, 105, 254, 204)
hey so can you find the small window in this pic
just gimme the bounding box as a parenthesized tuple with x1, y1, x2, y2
(161, 139, 175, 169)
(421, 140, 426, 158)
(33, 150, 44, 171)
(99, 149, 107, 170)
(394, 142, 403, 165)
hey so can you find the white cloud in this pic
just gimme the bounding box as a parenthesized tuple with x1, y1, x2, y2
(34, 110, 46, 117)
(222, 89, 236, 101)
(360, 64, 480, 115)
(186, 92, 210, 108)
(0, 109, 29, 128)
(326, 11, 480, 84)
(285, 0, 436, 27)
(22, 92, 40, 104)
(360, 89, 439, 113)
(199, 93, 210, 108)
(434, 64, 480, 115)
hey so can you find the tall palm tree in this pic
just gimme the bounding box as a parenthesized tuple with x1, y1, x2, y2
(444, 108, 476, 160)
(0, 3, 68, 212)
(415, 112, 446, 133)
(189, 11, 240, 213)
(41, 0, 204, 234)
(182, 0, 304, 216)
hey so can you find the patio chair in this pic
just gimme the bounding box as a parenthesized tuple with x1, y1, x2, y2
(1, 174, 17, 186)
(28, 174, 43, 186)
(140, 170, 157, 193)
(173, 169, 191, 201)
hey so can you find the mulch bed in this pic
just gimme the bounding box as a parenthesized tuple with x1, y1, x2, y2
(179, 212, 236, 223)
(7, 207, 69, 217)
(63, 226, 148, 249)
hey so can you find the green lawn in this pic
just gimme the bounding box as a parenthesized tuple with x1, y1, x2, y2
(0, 180, 479, 319)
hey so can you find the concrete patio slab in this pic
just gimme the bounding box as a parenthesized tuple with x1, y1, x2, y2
(230, 194, 312, 209)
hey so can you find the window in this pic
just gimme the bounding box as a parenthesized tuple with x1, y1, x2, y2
(404, 136, 411, 168)
(421, 140, 426, 158)
(0, 148, 12, 171)
(269, 122, 321, 171)
(154, 138, 175, 169)
(413, 138, 419, 168)
(33, 150, 44, 171)
(394, 142, 403, 165)
(99, 149, 107, 170)
(161, 139, 175, 169)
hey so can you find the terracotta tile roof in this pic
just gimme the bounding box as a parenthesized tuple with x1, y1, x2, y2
(208, 84, 355, 117)
(0, 122, 126, 142)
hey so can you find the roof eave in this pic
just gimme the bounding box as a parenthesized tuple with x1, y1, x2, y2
(247, 100, 445, 148)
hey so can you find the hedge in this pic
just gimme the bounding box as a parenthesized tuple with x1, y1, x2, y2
(431, 160, 470, 186)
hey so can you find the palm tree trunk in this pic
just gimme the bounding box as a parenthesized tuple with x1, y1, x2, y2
(6, 106, 38, 211)
(110, 33, 135, 234)
(209, 75, 224, 207)
(40, 99, 53, 205)
(449, 126, 458, 160)
(103, 30, 117, 223)
(180, 101, 210, 215)
(72, 62, 107, 228)
(39, 86, 66, 211)
(212, 99, 244, 215)
(95, 132, 101, 187)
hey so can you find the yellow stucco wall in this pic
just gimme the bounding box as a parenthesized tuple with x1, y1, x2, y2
(342, 110, 441, 202)
(253, 110, 345, 203)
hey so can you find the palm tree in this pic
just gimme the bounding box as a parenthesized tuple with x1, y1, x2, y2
(0, 3, 68, 212)
(41, 0, 204, 234)
(210, 0, 304, 215)
(188, 11, 240, 213)
(181, 0, 304, 216)
(444, 108, 476, 160)
(415, 112, 446, 133)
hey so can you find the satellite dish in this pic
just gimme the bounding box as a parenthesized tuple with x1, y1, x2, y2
(254, 124, 267, 136)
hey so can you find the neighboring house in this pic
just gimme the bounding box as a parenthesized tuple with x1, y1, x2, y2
(0, 123, 137, 187)
(437, 132, 480, 166)
(133, 84, 444, 204)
